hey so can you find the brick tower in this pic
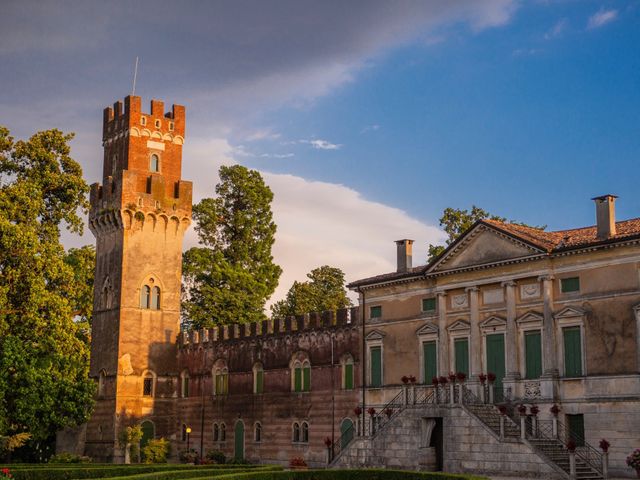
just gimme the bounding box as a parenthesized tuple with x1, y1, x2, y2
(85, 96, 192, 462)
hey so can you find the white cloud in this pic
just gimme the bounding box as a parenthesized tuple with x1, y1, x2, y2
(587, 9, 618, 29)
(245, 129, 281, 142)
(307, 139, 342, 150)
(260, 153, 295, 159)
(361, 124, 381, 134)
(182, 137, 445, 306)
(544, 18, 568, 39)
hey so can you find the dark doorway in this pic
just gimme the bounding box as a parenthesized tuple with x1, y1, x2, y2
(429, 417, 443, 471)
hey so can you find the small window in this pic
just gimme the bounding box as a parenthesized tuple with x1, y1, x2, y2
(301, 422, 309, 443)
(140, 116, 147, 126)
(253, 363, 264, 394)
(140, 286, 150, 309)
(155, 119, 161, 128)
(213, 423, 219, 441)
(98, 370, 107, 397)
(151, 286, 161, 310)
(563, 327, 583, 377)
(292, 422, 300, 443)
(292, 359, 310, 392)
(370, 346, 382, 387)
(220, 423, 226, 441)
(143, 373, 154, 397)
(169, 122, 174, 131)
(343, 359, 354, 390)
(214, 366, 229, 395)
(150, 154, 160, 172)
(254, 422, 262, 443)
(422, 298, 436, 312)
(370, 305, 382, 319)
(111, 154, 118, 177)
(561, 277, 580, 293)
(181, 371, 190, 398)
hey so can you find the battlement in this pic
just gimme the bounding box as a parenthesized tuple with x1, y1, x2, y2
(179, 307, 360, 348)
(102, 96, 185, 142)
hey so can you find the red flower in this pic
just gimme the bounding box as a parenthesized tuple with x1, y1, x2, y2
(478, 373, 487, 384)
(384, 408, 393, 417)
(599, 439, 610, 453)
(448, 372, 456, 382)
(550, 404, 561, 416)
(367, 407, 376, 416)
(438, 376, 448, 385)
(324, 437, 332, 447)
(517, 404, 527, 416)
(408, 375, 416, 384)
(431, 376, 439, 386)
(354, 406, 362, 416)
(498, 405, 507, 415)
(530, 405, 539, 416)
(487, 372, 496, 383)
(401, 375, 409, 384)
(567, 440, 577, 452)
(456, 372, 467, 382)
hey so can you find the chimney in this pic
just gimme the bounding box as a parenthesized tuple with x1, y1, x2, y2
(395, 239, 414, 272)
(592, 194, 618, 240)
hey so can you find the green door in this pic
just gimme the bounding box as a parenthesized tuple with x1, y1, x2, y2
(486, 334, 506, 397)
(140, 420, 154, 450)
(340, 418, 354, 448)
(525, 331, 542, 379)
(423, 341, 437, 383)
(234, 421, 244, 460)
(567, 414, 585, 446)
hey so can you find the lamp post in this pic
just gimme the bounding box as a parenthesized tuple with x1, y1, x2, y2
(186, 426, 192, 452)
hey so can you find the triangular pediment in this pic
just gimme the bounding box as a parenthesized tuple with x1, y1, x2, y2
(516, 311, 544, 326)
(447, 320, 470, 332)
(366, 330, 386, 341)
(416, 322, 439, 336)
(430, 224, 544, 273)
(554, 306, 585, 320)
(479, 316, 506, 329)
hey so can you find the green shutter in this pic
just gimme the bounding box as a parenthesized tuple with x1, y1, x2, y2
(344, 363, 353, 390)
(303, 366, 311, 391)
(370, 346, 382, 387)
(454, 338, 469, 377)
(564, 327, 582, 377)
(256, 370, 263, 394)
(294, 367, 302, 392)
(525, 331, 542, 379)
(561, 277, 580, 293)
(422, 298, 436, 312)
(370, 306, 382, 318)
(423, 341, 437, 382)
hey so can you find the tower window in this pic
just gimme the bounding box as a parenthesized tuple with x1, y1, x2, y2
(254, 422, 262, 443)
(155, 119, 161, 128)
(140, 286, 150, 309)
(143, 371, 155, 397)
(292, 422, 300, 443)
(150, 154, 160, 172)
(220, 423, 226, 441)
(140, 116, 147, 126)
(151, 286, 161, 310)
(169, 122, 174, 131)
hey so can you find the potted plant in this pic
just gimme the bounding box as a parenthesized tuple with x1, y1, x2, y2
(487, 372, 496, 384)
(401, 375, 409, 385)
(438, 376, 448, 385)
(456, 372, 467, 383)
(431, 376, 439, 386)
(498, 405, 507, 415)
(517, 404, 527, 416)
(626, 448, 640, 478)
(479, 373, 487, 385)
(530, 405, 539, 416)
(409, 375, 416, 384)
(599, 439, 610, 453)
(448, 372, 457, 383)
(384, 408, 393, 418)
(367, 407, 376, 416)
(289, 457, 308, 470)
(324, 437, 332, 448)
(1, 468, 12, 480)
(354, 406, 362, 416)
(550, 404, 561, 416)
(567, 440, 577, 452)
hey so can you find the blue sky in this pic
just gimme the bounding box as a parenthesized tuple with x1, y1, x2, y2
(1, 0, 639, 302)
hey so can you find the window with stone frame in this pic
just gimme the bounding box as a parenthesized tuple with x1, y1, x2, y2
(254, 422, 262, 443)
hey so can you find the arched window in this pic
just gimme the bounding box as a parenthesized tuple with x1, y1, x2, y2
(220, 423, 226, 441)
(151, 287, 161, 310)
(98, 369, 107, 397)
(213, 360, 228, 395)
(342, 355, 354, 390)
(143, 371, 155, 397)
(292, 422, 300, 443)
(254, 422, 262, 443)
(213, 423, 219, 442)
(180, 370, 190, 398)
(253, 362, 264, 394)
(140, 286, 150, 309)
(301, 422, 309, 443)
(150, 154, 160, 172)
(291, 354, 311, 392)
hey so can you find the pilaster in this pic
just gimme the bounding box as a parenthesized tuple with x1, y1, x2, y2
(465, 287, 481, 378)
(437, 292, 448, 376)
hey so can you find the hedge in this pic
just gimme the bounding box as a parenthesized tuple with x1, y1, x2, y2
(97, 466, 281, 480)
(205, 470, 488, 480)
(7, 465, 267, 480)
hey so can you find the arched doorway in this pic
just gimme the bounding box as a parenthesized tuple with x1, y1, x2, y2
(234, 420, 245, 460)
(140, 420, 155, 450)
(340, 418, 354, 449)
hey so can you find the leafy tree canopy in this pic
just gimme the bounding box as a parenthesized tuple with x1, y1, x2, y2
(0, 126, 95, 442)
(270, 265, 352, 319)
(182, 165, 282, 328)
(427, 206, 544, 263)
(64, 245, 96, 340)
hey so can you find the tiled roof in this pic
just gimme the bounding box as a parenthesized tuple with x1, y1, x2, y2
(348, 217, 640, 288)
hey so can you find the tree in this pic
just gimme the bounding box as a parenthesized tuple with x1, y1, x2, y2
(0, 126, 95, 446)
(64, 245, 96, 342)
(427, 206, 543, 263)
(182, 165, 282, 328)
(270, 266, 352, 319)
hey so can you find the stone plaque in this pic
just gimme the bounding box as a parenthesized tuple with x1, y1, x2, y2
(451, 294, 468, 309)
(483, 288, 504, 304)
(147, 140, 165, 150)
(520, 283, 540, 300)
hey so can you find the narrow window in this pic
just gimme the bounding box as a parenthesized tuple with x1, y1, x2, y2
(292, 422, 300, 443)
(563, 327, 583, 377)
(301, 422, 309, 443)
(302, 360, 311, 392)
(111, 154, 118, 177)
(181, 371, 190, 398)
(140, 286, 150, 309)
(293, 361, 302, 392)
(343, 360, 354, 390)
(151, 286, 161, 310)
(422, 298, 436, 312)
(566, 414, 585, 447)
(370, 305, 382, 319)
(213, 423, 219, 442)
(370, 346, 382, 387)
(169, 121, 174, 131)
(254, 422, 262, 443)
(254, 364, 264, 394)
(143, 373, 154, 397)
(454, 338, 469, 377)
(215, 367, 229, 395)
(98, 370, 107, 397)
(220, 423, 226, 441)
(155, 119, 161, 128)
(524, 331, 542, 379)
(140, 116, 147, 126)
(150, 154, 160, 172)
(561, 277, 580, 293)
(423, 341, 437, 383)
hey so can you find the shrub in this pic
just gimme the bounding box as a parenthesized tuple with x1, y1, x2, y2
(627, 449, 640, 470)
(48, 453, 92, 463)
(288, 457, 307, 468)
(205, 450, 226, 464)
(178, 449, 198, 464)
(142, 438, 170, 464)
(214, 468, 488, 480)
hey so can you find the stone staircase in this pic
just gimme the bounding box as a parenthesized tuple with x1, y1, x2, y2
(528, 438, 603, 480)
